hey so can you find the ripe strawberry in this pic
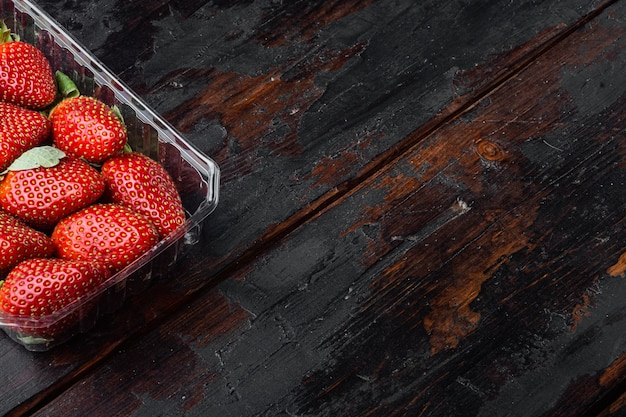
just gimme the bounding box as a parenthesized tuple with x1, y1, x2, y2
(0, 22, 56, 109)
(52, 203, 159, 273)
(0, 156, 105, 230)
(0, 211, 54, 276)
(0, 258, 110, 339)
(50, 96, 127, 164)
(101, 152, 186, 238)
(0, 102, 51, 172)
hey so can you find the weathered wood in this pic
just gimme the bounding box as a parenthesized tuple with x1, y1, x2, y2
(20, 1, 626, 416)
(2, 1, 619, 416)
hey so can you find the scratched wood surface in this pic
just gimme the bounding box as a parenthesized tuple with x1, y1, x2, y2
(1, 0, 625, 416)
(26, 1, 626, 416)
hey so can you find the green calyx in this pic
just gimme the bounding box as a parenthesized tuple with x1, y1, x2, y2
(121, 143, 133, 154)
(0, 20, 19, 44)
(17, 335, 53, 345)
(2, 146, 66, 174)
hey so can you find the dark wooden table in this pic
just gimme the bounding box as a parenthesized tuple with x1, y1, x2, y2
(2, 0, 626, 416)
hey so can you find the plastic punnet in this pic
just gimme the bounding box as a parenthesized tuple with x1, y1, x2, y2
(0, 0, 220, 351)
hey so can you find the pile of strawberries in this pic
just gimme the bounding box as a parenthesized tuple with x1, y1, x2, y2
(0, 22, 187, 340)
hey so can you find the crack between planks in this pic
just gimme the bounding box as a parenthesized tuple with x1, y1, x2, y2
(9, 0, 622, 416)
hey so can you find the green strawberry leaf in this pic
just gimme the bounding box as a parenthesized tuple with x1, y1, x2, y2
(17, 334, 53, 345)
(55, 71, 80, 99)
(4, 146, 66, 173)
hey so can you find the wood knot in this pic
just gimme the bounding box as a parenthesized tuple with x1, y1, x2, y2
(475, 139, 505, 161)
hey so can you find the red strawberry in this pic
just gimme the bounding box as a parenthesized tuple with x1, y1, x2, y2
(0, 102, 51, 172)
(0, 211, 54, 276)
(50, 96, 127, 164)
(52, 203, 159, 272)
(0, 22, 56, 109)
(101, 152, 186, 238)
(0, 154, 105, 229)
(0, 258, 110, 339)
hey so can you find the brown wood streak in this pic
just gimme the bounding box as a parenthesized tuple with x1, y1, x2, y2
(537, 351, 626, 417)
(600, 396, 626, 417)
(606, 252, 626, 277)
(600, 352, 626, 390)
(592, 352, 626, 416)
(305, 135, 377, 190)
(423, 215, 538, 354)
(161, 41, 367, 183)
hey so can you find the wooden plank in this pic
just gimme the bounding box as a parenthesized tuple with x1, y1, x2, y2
(24, 1, 626, 416)
(0, 1, 615, 416)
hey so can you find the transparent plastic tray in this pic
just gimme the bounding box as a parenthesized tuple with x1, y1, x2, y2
(0, 0, 220, 351)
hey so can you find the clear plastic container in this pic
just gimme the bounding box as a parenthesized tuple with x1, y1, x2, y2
(0, 0, 220, 351)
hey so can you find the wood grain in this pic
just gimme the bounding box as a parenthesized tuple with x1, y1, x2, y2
(19, 1, 626, 416)
(1, 1, 618, 416)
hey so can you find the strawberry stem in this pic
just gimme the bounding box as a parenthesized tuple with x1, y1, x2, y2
(55, 71, 80, 99)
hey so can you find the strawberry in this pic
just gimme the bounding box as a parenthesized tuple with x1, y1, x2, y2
(0, 22, 56, 109)
(0, 102, 51, 172)
(52, 203, 159, 273)
(49, 96, 127, 164)
(0, 153, 105, 230)
(0, 258, 110, 339)
(101, 152, 186, 238)
(0, 211, 54, 276)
